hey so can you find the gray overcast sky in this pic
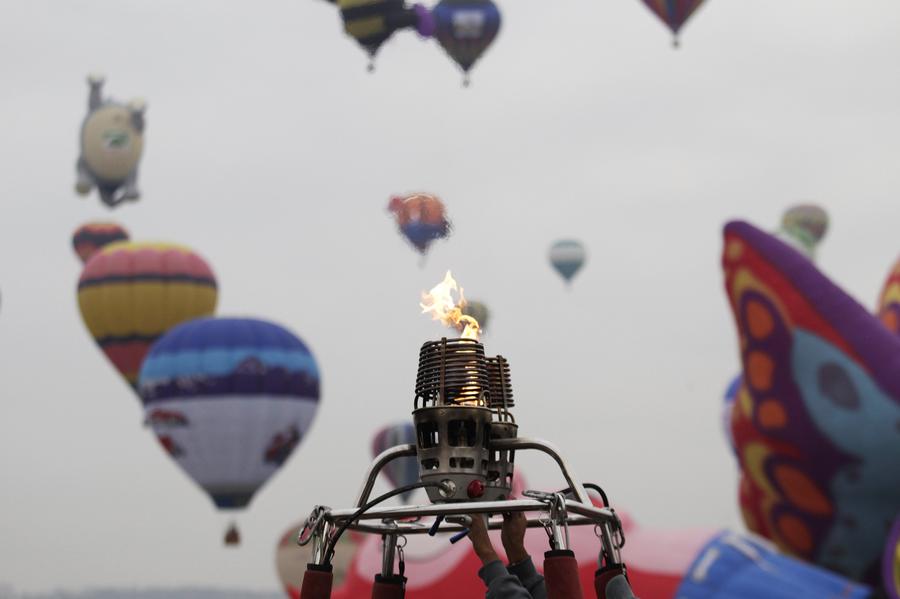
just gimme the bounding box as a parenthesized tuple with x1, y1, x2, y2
(1, 0, 899, 593)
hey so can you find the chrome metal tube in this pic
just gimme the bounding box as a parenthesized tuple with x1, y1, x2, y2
(381, 532, 398, 577)
(311, 521, 333, 566)
(353, 444, 417, 508)
(492, 437, 591, 505)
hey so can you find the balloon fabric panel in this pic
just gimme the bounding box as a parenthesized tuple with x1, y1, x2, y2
(640, 0, 706, 35)
(77, 242, 218, 389)
(139, 317, 320, 511)
(722, 221, 900, 585)
(675, 531, 871, 599)
(72, 222, 129, 263)
(878, 258, 900, 335)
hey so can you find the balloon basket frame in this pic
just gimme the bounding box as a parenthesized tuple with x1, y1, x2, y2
(297, 437, 625, 577)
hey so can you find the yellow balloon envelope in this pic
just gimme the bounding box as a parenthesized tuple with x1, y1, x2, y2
(77, 241, 218, 391)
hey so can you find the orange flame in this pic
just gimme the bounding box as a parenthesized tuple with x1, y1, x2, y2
(420, 271, 481, 340)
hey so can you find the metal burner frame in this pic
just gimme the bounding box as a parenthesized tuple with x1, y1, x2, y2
(298, 437, 624, 577)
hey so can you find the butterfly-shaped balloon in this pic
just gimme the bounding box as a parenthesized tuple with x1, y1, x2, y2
(722, 221, 900, 587)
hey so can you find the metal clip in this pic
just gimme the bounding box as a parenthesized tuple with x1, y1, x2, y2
(298, 505, 329, 546)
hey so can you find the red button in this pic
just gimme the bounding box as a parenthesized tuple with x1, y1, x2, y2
(467, 480, 485, 498)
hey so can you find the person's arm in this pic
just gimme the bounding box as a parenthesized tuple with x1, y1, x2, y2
(469, 514, 534, 599)
(501, 512, 547, 599)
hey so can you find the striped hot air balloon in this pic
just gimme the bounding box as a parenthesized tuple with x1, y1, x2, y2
(639, 0, 706, 46)
(139, 317, 321, 545)
(71, 221, 129, 263)
(77, 242, 218, 392)
(548, 239, 586, 285)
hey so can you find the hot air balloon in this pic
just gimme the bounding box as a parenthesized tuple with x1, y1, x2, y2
(333, 0, 435, 70)
(549, 239, 586, 284)
(639, 0, 706, 47)
(277, 523, 360, 598)
(462, 300, 490, 333)
(72, 221, 129, 263)
(371, 422, 419, 503)
(75, 74, 146, 208)
(139, 317, 321, 545)
(77, 242, 218, 392)
(778, 204, 829, 259)
(388, 193, 451, 256)
(723, 221, 900, 586)
(433, 0, 501, 86)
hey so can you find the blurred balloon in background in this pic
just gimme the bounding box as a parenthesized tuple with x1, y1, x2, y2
(462, 300, 490, 333)
(333, 0, 435, 70)
(433, 0, 501, 86)
(139, 317, 321, 545)
(75, 74, 146, 208)
(779, 204, 829, 259)
(276, 523, 359, 598)
(878, 258, 900, 335)
(639, 0, 707, 47)
(72, 221, 130, 263)
(549, 239, 586, 285)
(388, 193, 451, 256)
(371, 422, 419, 503)
(77, 242, 218, 392)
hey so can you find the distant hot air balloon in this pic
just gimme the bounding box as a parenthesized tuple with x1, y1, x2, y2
(75, 74, 146, 207)
(433, 0, 501, 86)
(462, 300, 490, 333)
(77, 242, 218, 392)
(639, 0, 706, 47)
(276, 523, 359, 598)
(371, 422, 419, 503)
(388, 193, 451, 256)
(334, 0, 435, 70)
(549, 240, 586, 284)
(779, 204, 829, 259)
(139, 317, 321, 545)
(72, 222, 129, 263)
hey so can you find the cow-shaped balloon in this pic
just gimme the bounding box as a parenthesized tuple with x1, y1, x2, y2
(75, 74, 146, 208)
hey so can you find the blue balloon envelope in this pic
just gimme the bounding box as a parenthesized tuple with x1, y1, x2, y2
(676, 532, 871, 599)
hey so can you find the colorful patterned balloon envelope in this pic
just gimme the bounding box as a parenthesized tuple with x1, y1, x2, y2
(77, 241, 218, 392)
(878, 258, 900, 336)
(722, 221, 900, 585)
(388, 193, 451, 256)
(139, 317, 321, 542)
(72, 221, 129, 263)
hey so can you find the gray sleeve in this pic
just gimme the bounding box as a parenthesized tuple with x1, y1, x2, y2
(604, 574, 638, 599)
(507, 557, 546, 599)
(478, 560, 534, 599)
